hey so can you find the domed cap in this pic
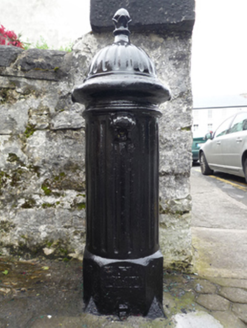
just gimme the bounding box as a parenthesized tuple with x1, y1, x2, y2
(87, 8, 157, 79)
(72, 8, 171, 106)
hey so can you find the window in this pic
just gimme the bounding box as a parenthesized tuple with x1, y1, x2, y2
(208, 123, 213, 131)
(193, 124, 199, 131)
(228, 113, 247, 134)
(214, 117, 232, 138)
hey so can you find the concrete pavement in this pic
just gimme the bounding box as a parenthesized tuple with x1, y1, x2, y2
(191, 167, 247, 279)
(190, 167, 247, 327)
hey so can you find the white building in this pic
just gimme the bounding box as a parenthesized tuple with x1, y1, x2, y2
(192, 94, 247, 136)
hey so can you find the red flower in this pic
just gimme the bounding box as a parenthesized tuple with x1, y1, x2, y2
(0, 24, 24, 49)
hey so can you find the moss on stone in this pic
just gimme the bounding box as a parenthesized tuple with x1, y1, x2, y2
(42, 186, 52, 196)
(28, 165, 40, 177)
(43, 172, 85, 192)
(0, 88, 8, 104)
(24, 123, 36, 138)
(0, 171, 9, 196)
(59, 248, 68, 255)
(42, 202, 54, 208)
(181, 126, 191, 131)
(73, 230, 83, 236)
(10, 168, 26, 187)
(64, 162, 80, 172)
(0, 221, 16, 233)
(46, 241, 53, 248)
(77, 202, 86, 210)
(7, 153, 25, 166)
(0, 87, 20, 104)
(169, 260, 193, 273)
(53, 172, 66, 182)
(42, 239, 72, 258)
(21, 198, 36, 209)
(77, 193, 86, 198)
(41, 180, 52, 196)
(159, 204, 187, 216)
(0, 171, 10, 189)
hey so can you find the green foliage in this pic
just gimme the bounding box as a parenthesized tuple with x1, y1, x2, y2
(23, 36, 72, 52)
(2, 270, 8, 275)
(58, 42, 73, 52)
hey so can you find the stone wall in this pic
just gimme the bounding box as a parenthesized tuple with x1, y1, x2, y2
(0, 2, 194, 269)
(0, 45, 88, 259)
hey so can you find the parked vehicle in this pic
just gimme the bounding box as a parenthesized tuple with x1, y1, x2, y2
(192, 132, 208, 164)
(199, 112, 247, 182)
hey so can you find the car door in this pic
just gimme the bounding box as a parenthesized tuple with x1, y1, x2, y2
(221, 112, 247, 172)
(206, 116, 233, 168)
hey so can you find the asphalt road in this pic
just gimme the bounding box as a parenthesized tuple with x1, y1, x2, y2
(191, 164, 247, 279)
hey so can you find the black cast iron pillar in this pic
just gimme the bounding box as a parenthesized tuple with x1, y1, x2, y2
(72, 8, 171, 318)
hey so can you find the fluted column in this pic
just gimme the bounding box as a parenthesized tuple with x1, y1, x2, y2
(85, 105, 161, 259)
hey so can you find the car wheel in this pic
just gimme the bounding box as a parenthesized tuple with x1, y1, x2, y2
(200, 152, 213, 175)
(244, 159, 247, 183)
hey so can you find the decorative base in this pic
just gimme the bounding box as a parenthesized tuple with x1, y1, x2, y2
(83, 249, 165, 318)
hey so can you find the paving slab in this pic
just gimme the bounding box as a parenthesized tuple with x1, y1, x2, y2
(207, 278, 247, 289)
(219, 287, 247, 303)
(196, 294, 230, 311)
(232, 304, 247, 324)
(193, 279, 217, 294)
(212, 311, 247, 328)
(192, 227, 247, 278)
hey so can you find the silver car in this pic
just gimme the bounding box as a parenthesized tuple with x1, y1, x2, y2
(199, 111, 247, 182)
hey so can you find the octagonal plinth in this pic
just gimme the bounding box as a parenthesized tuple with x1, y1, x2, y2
(83, 249, 164, 318)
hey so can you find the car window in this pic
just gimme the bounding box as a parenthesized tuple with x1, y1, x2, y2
(228, 112, 247, 134)
(214, 116, 232, 138)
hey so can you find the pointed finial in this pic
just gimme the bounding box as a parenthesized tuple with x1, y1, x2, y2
(112, 8, 131, 42)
